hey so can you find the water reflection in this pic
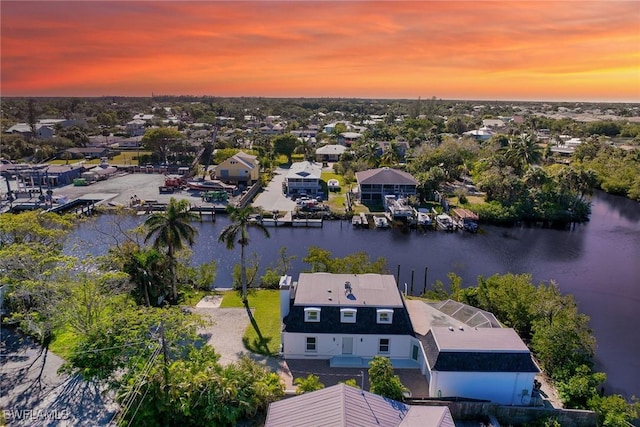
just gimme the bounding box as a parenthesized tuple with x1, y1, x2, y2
(67, 191, 640, 398)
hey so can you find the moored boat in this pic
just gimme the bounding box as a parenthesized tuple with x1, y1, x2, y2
(187, 179, 237, 192)
(374, 216, 389, 229)
(435, 213, 455, 231)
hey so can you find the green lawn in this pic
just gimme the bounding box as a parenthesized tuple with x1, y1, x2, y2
(49, 324, 79, 360)
(220, 289, 281, 356)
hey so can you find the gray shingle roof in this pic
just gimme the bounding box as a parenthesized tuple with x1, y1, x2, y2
(421, 328, 539, 373)
(356, 167, 418, 185)
(265, 383, 454, 427)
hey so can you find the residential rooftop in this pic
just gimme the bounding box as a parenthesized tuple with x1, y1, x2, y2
(430, 326, 529, 352)
(293, 272, 404, 308)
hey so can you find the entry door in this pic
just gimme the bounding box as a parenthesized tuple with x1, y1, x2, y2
(342, 337, 353, 355)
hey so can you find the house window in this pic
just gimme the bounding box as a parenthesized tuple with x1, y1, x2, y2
(376, 309, 393, 324)
(340, 308, 357, 323)
(306, 337, 317, 352)
(304, 307, 321, 322)
(379, 338, 390, 353)
(412, 344, 419, 361)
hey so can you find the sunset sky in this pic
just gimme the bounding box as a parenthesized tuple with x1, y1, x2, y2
(2, 1, 639, 102)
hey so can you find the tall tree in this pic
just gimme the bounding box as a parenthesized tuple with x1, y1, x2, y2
(144, 198, 198, 303)
(218, 206, 270, 305)
(272, 133, 297, 164)
(141, 127, 184, 165)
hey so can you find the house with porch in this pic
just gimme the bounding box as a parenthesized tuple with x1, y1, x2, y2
(212, 152, 259, 186)
(283, 161, 322, 197)
(355, 167, 418, 204)
(279, 273, 419, 368)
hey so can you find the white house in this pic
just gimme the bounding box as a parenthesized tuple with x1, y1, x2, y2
(279, 273, 419, 367)
(283, 161, 322, 197)
(421, 326, 540, 405)
(265, 383, 455, 427)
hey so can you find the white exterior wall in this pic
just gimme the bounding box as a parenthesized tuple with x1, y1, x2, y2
(282, 332, 415, 360)
(428, 370, 536, 405)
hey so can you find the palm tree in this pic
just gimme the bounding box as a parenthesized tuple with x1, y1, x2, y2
(144, 198, 198, 303)
(218, 205, 270, 305)
(502, 133, 542, 174)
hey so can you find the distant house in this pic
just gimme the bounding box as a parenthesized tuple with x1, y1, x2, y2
(315, 144, 346, 163)
(283, 161, 322, 197)
(5, 123, 55, 139)
(280, 273, 418, 366)
(355, 167, 418, 204)
(482, 118, 506, 129)
(265, 383, 455, 427)
(126, 119, 147, 137)
(421, 327, 540, 405)
(338, 131, 363, 146)
(463, 127, 494, 141)
(212, 152, 260, 186)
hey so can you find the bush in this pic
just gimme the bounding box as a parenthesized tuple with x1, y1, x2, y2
(260, 268, 281, 289)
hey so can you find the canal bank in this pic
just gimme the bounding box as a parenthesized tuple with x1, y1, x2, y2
(66, 190, 640, 399)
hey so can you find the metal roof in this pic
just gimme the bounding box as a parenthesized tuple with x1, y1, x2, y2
(265, 383, 455, 427)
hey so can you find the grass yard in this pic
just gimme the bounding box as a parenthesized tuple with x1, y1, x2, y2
(49, 324, 79, 360)
(220, 289, 281, 356)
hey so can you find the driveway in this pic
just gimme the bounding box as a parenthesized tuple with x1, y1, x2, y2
(0, 329, 117, 427)
(251, 168, 296, 213)
(193, 295, 295, 392)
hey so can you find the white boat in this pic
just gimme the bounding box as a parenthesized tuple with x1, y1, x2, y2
(436, 214, 455, 231)
(416, 211, 432, 227)
(374, 216, 389, 229)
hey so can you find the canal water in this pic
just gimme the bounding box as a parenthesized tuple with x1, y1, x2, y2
(68, 190, 640, 399)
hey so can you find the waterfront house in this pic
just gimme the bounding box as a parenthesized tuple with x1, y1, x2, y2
(279, 273, 418, 366)
(315, 144, 346, 163)
(212, 152, 259, 186)
(421, 326, 540, 405)
(264, 383, 455, 427)
(283, 161, 322, 197)
(355, 167, 418, 204)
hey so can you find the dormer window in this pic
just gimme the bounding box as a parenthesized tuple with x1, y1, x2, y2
(304, 307, 321, 322)
(340, 308, 357, 323)
(376, 309, 393, 324)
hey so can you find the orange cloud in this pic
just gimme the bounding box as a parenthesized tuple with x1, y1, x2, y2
(1, 1, 639, 101)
